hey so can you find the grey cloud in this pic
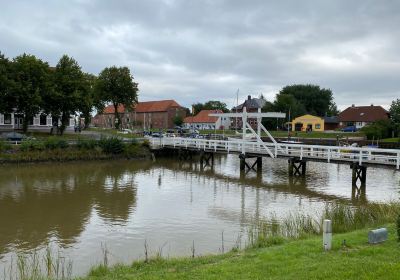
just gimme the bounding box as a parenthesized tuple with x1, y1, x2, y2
(0, 0, 399, 109)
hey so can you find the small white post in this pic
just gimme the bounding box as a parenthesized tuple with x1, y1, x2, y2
(323, 219, 332, 251)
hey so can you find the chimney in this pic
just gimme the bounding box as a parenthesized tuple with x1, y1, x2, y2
(371, 104, 374, 106)
(351, 104, 355, 107)
(247, 95, 251, 100)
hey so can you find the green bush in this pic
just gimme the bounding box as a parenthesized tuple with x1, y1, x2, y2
(76, 138, 98, 150)
(20, 139, 45, 151)
(361, 120, 393, 140)
(44, 137, 68, 150)
(99, 137, 124, 154)
(0, 139, 11, 152)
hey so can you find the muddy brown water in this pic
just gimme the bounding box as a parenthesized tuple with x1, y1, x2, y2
(0, 155, 399, 276)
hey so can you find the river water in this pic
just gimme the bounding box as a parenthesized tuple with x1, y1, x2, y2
(0, 155, 399, 276)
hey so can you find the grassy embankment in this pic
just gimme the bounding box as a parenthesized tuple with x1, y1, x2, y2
(0, 137, 150, 163)
(89, 128, 143, 139)
(80, 203, 400, 280)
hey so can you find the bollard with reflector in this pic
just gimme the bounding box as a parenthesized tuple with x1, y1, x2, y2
(368, 228, 388, 244)
(323, 219, 332, 250)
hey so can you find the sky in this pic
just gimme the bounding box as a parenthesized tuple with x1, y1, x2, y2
(0, 0, 399, 110)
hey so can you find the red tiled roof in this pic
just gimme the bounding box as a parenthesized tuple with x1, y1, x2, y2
(135, 100, 181, 113)
(101, 100, 181, 114)
(184, 110, 222, 123)
(338, 105, 389, 122)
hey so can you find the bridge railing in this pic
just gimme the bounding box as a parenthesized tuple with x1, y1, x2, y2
(151, 137, 400, 169)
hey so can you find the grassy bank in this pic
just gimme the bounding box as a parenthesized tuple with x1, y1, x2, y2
(0, 137, 150, 164)
(82, 203, 400, 280)
(83, 225, 399, 280)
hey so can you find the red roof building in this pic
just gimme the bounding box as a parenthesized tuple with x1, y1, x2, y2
(338, 105, 389, 129)
(92, 100, 187, 129)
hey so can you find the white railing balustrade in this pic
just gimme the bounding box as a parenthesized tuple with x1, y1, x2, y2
(150, 137, 400, 169)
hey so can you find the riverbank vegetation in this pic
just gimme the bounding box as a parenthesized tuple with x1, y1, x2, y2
(0, 137, 150, 163)
(7, 202, 400, 279)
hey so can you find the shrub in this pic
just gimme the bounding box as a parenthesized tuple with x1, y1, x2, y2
(76, 138, 98, 150)
(20, 139, 45, 151)
(44, 137, 68, 150)
(397, 214, 400, 242)
(0, 139, 12, 152)
(99, 137, 124, 154)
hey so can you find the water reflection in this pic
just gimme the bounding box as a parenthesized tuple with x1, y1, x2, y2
(0, 161, 149, 254)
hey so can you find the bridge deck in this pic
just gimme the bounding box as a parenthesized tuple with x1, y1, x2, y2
(150, 137, 400, 170)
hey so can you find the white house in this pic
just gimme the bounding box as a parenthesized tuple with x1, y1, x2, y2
(183, 109, 230, 130)
(0, 111, 75, 131)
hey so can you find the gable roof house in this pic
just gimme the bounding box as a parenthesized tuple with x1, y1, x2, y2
(183, 109, 230, 130)
(232, 95, 267, 129)
(92, 100, 187, 129)
(338, 104, 389, 129)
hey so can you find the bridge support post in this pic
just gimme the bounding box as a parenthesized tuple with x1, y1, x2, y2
(288, 158, 307, 176)
(351, 163, 367, 187)
(200, 151, 214, 169)
(256, 157, 262, 173)
(239, 154, 262, 173)
(178, 149, 193, 161)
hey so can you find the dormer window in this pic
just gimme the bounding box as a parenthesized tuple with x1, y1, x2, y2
(360, 113, 364, 116)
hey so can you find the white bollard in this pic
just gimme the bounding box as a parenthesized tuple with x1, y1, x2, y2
(323, 219, 332, 251)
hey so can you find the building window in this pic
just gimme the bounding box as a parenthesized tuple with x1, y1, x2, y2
(40, 114, 47, 125)
(126, 118, 130, 123)
(29, 117, 34, 125)
(4, 114, 11, 124)
(315, 124, 321, 129)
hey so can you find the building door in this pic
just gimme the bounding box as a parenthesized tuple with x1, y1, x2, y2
(14, 114, 24, 129)
(295, 123, 303, 131)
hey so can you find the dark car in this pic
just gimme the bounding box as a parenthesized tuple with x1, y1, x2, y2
(2, 132, 26, 141)
(341, 126, 357, 132)
(152, 132, 163, 138)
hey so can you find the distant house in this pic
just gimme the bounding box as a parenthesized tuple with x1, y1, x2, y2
(232, 95, 266, 129)
(338, 105, 389, 129)
(290, 114, 339, 132)
(183, 110, 230, 130)
(0, 111, 75, 131)
(92, 100, 187, 129)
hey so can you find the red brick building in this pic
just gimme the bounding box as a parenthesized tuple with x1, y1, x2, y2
(92, 100, 187, 129)
(231, 95, 267, 129)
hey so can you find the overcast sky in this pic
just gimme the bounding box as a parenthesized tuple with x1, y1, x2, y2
(1, 0, 399, 110)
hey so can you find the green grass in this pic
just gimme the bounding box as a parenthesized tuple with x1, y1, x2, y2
(26, 131, 91, 140)
(381, 137, 400, 143)
(82, 225, 400, 280)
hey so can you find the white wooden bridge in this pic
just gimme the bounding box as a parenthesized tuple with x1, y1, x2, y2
(150, 108, 399, 187)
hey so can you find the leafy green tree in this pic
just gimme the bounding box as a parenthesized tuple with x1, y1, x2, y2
(10, 54, 50, 132)
(173, 115, 183, 126)
(203, 100, 229, 112)
(361, 120, 393, 140)
(95, 66, 139, 129)
(278, 84, 336, 117)
(389, 98, 400, 137)
(78, 73, 97, 129)
(0, 52, 14, 113)
(192, 100, 229, 115)
(43, 55, 86, 134)
(191, 103, 204, 115)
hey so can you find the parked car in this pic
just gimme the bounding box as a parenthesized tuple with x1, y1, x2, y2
(2, 132, 26, 141)
(152, 132, 163, 138)
(341, 126, 357, 132)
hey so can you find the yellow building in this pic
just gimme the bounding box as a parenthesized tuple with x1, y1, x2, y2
(291, 114, 324, 132)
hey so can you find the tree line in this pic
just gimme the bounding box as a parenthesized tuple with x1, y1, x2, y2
(0, 51, 138, 134)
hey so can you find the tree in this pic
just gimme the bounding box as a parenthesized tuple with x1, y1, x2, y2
(9, 54, 50, 132)
(43, 55, 86, 134)
(191, 100, 229, 115)
(389, 98, 400, 137)
(0, 52, 13, 113)
(203, 100, 229, 112)
(278, 84, 336, 117)
(95, 66, 138, 129)
(173, 115, 183, 126)
(361, 120, 393, 140)
(78, 73, 97, 129)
